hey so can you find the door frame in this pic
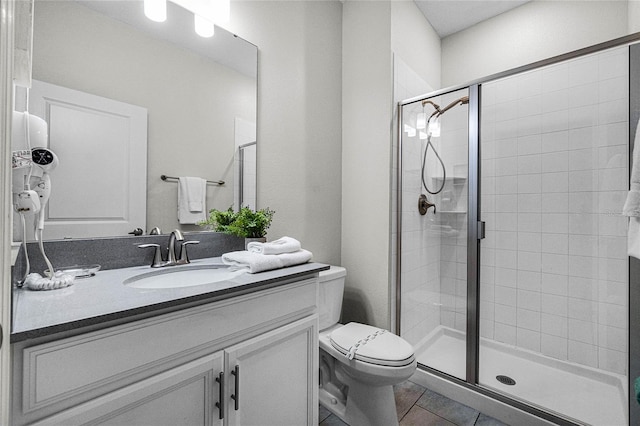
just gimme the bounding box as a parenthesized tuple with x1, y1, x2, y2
(0, 0, 16, 423)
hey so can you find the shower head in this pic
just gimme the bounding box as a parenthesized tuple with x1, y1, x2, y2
(438, 96, 469, 116)
(421, 95, 469, 118)
(421, 99, 442, 114)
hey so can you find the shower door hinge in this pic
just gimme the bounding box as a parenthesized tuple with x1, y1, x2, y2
(477, 221, 486, 240)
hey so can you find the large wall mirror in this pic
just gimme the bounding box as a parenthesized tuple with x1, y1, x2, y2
(15, 0, 257, 241)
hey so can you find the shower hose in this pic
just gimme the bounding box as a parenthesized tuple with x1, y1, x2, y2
(421, 134, 446, 195)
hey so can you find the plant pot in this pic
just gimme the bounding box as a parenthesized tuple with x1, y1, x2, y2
(245, 237, 266, 250)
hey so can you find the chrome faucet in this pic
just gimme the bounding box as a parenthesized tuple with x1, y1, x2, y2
(167, 229, 184, 265)
(138, 229, 199, 267)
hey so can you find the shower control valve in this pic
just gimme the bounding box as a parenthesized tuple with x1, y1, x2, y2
(418, 194, 436, 215)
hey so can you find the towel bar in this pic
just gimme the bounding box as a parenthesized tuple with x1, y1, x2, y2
(161, 175, 224, 186)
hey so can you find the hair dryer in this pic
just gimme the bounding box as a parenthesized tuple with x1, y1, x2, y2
(11, 111, 73, 290)
(30, 147, 58, 230)
(11, 111, 48, 216)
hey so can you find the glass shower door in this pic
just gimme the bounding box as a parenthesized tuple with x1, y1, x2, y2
(477, 46, 629, 425)
(399, 88, 469, 380)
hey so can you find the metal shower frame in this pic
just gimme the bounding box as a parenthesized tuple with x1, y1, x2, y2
(396, 31, 640, 426)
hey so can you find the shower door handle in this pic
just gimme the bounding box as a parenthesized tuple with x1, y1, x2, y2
(477, 221, 486, 240)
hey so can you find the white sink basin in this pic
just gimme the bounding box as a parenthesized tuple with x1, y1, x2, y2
(123, 265, 245, 289)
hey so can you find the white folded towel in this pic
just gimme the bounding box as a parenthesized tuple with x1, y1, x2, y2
(222, 249, 313, 273)
(623, 121, 640, 259)
(178, 177, 207, 224)
(247, 236, 302, 255)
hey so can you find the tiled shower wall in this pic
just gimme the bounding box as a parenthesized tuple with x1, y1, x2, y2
(433, 92, 469, 333)
(479, 46, 629, 375)
(395, 56, 442, 347)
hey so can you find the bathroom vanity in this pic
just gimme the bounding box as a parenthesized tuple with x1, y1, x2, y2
(10, 258, 327, 425)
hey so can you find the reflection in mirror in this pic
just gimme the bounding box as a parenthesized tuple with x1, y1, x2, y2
(14, 0, 257, 241)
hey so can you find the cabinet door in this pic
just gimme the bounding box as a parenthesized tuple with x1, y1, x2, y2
(225, 315, 318, 426)
(32, 352, 224, 426)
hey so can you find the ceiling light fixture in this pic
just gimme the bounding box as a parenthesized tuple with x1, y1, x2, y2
(143, 0, 230, 38)
(143, 0, 167, 22)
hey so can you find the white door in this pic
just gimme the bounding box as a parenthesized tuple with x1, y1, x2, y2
(27, 79, 147, 240)
(224, 316, 318, 426)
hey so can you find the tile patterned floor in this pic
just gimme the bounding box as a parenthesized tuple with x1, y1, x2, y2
(319, 380, 509, 426)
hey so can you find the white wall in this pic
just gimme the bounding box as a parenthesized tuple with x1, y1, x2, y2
(341, 0, 441, 329)
(32, 0, 343, 263)
(225, 1, 343, 265)
(442, 0, 629, 87)
(391, 1, 441, 91)
(341, 0, 393, 327)
(631, 0, 640, 33)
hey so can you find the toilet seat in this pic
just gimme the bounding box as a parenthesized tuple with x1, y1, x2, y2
(329, 322, 415, 367)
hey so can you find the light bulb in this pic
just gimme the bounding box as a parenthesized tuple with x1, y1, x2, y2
(428, 116, 441, 138)
(416, 112, 427, 130)
(211, 0, 230, 24)
(194, 14, 215, 37)
(144, 0, 167, 22)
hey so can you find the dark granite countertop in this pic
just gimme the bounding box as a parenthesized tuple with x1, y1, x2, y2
(12, 257, 328, 342)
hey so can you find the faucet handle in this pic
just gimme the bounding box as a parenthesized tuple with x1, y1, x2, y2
(178, 240, 200, 264)
(138, 243, 163, 268)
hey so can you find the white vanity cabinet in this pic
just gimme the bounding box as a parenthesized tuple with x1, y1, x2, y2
(11, 277, 319, 426)
(224, 317, 317, 425)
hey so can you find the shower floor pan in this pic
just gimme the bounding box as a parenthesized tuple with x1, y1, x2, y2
(415, 326, 627, 426)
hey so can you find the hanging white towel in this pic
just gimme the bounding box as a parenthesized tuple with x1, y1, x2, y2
(221, 249, 313, 273)
(247, 236, 302, 255)
(623, 121, 640, 259)
(623, 121, 640, 216)
(178, 177, 207, 224)
(629, 217, 640, 260)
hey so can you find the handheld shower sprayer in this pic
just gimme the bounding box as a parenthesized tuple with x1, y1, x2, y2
(417, 95, 469, 215)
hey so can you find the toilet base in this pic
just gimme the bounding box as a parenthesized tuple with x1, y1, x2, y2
(319, 380, 399, 426)
(319, 386, 347, 421)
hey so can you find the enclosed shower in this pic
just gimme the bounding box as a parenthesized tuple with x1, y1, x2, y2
(397, 39, 638, 425)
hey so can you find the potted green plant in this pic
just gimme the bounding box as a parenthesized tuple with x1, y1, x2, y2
(198, 207, 238, 234)
(199, 206, 275, 247)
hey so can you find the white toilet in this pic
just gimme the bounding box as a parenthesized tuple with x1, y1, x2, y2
(318, 266, 417, 426)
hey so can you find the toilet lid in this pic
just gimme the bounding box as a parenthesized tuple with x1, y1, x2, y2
(329, 322, 415, 367)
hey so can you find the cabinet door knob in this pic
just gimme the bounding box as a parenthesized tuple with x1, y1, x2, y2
(215, 371, 224, 419)
(231, 365, 240, 411)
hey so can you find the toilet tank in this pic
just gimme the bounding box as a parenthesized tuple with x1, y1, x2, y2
(318, 266, 347, 330)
